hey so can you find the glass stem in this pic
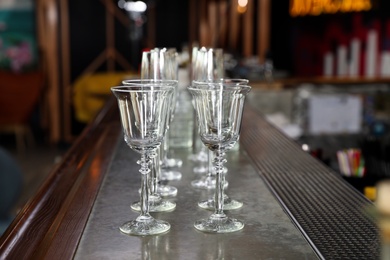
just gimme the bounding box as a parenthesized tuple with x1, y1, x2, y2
(151, 148, 160, 195)
(207, 150, 213, 179)
(139, 153, 151, 218)
(214, 149, 226, 215)
(161, 134, 169, 167)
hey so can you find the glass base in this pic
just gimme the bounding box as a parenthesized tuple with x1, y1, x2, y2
(120, 216, 170, 236)
(188, 151, 208, 162)
(193, 165, 208, 174)
(131, 196, 176, 212)
(157, 184, 178, 197)
(194, 213, 244, 233)
(162, 158, 183, 168)
(160, 170, 182, 181)
(198, 195, 243, 210)
(191, 177, 229, 190)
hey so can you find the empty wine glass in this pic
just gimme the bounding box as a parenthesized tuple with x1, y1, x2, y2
(122, 79, 177, 211)
(191, 79, 249, 197)
(155, 48, 184, 171)
(190, 47, 224, 187)
(125, 48, 179, 199)
(188, 46, 207, 163)
(188, 81, 251, 233)
(141, 48, 182, 183)
(111, 81, 175, 235)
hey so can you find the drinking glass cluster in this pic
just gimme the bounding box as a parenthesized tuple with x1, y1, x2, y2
(111, 46, 251, 236)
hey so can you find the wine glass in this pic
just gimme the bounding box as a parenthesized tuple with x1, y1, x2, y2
(154, 48, 184, 171)
(122, 79, 177, 212)
(125, 48, 179, 197)
(195, 79, 248, 203)
(141, 48, 182, 182)
(189, 47, 224, 187)
(188, 46, 209, 163)
(111, 81, 175, 236)
(188, 81, 251, 233)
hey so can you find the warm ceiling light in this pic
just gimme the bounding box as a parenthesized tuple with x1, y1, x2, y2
(238, 0, 248, 7)
(237, 0, 248, 13)
(124, 1, 147, 12)
(290, 0, 372, 16)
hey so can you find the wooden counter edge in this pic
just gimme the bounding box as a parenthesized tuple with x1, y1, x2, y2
(0, 97, 121, 260)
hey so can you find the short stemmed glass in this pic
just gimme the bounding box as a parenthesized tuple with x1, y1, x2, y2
(122, 79, 177, 212)
(188, 81, 251, 233)
(111, 82, 175, 235)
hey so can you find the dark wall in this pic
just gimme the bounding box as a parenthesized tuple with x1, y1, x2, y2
(68, 0, 188, 82)
(68, 0, 133, 81)
(154, 0, 189, 51)
(270, 0, 293, 74)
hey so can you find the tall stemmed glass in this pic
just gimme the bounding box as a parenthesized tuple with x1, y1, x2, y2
(191, 79, 248, 191)
(111, 81, 175, 236)
(122, 79, 177, 212)
(188, 46, 208, 164)
(188, 81, 251, 233)
(139, 48, 181, 194)
(155, 48, 183, 181)
(190, 47, 224, 186)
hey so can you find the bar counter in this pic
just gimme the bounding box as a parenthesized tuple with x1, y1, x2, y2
(0, 96, 380, 259)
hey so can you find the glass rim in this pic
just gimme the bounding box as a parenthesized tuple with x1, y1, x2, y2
(189, 80, 251, 91)
(188, 84, 251, 93)
(122, 79, 178, 86)
(192, 78, 249, 85)
(111, 84, 175, 93)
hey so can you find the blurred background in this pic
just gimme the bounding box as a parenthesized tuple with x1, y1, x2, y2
(2, 0, 390, 234)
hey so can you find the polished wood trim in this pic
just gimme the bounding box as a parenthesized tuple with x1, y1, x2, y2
(0, 98, 121, 259)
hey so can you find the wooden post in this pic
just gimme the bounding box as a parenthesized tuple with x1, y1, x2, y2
(258, 0, 271, 63)
(37, 0, 61, 143)
(243, 0, 254, 57)
(60, 0, 73, 142)
(229, 0, 239, 51)
(188, 0, 198, 46)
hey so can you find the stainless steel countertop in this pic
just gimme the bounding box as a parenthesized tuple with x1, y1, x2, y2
(74, 139, 317, 259)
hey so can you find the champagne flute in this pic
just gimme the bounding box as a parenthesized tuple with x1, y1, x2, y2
(188, 81, 251, 233)
(111, 81, 175, 235)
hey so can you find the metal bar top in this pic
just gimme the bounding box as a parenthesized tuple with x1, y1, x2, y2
(240, 105, 380, 259)
(73, 107, 319, 259)
(0, 97, 378, 259)
(74, 103, 379, 259)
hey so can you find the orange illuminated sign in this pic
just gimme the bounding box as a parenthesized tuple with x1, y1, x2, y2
(290, 0, 372, 16)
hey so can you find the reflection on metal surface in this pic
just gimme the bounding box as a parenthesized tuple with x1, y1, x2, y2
(241, 104, 380, 259)
(74, 138, 317, 259)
